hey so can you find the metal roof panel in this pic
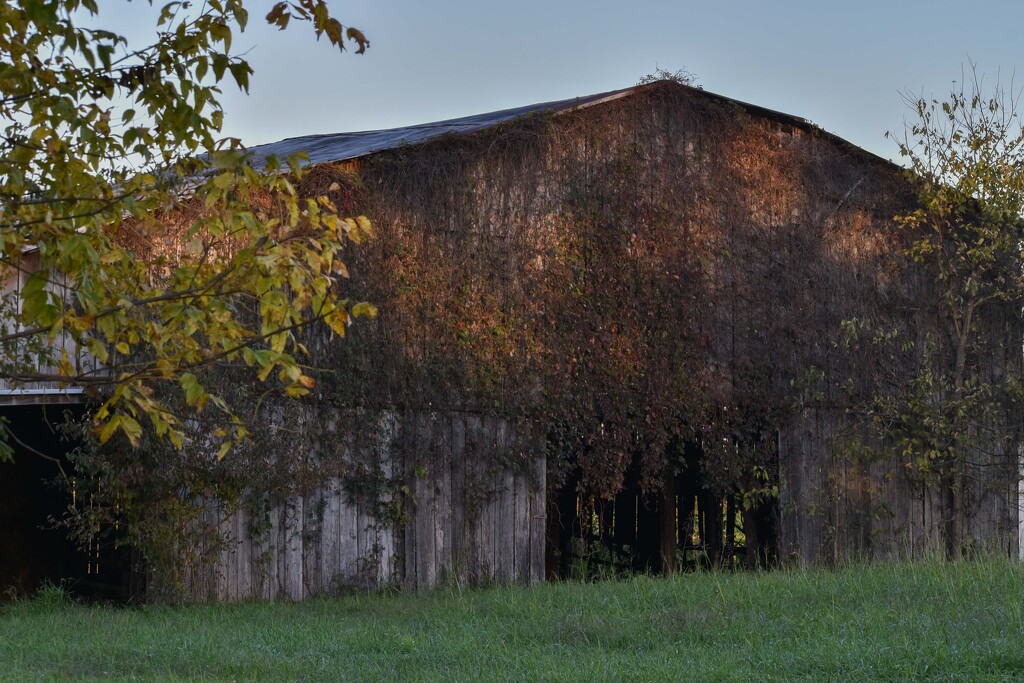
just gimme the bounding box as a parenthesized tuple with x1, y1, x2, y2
(245, 87, 639, 165)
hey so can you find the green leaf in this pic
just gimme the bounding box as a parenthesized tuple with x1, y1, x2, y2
(20, 271, 50, 324)
(351, 302, 378, 319)
(216, 440, 232, 460)
(228, 61, 252, 93)
(180, 372, 205, 406)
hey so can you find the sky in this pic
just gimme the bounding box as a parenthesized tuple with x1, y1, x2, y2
(123, 0, 1024, 163)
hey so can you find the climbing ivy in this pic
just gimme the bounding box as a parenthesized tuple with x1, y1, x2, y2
(67, 81, 942, 585)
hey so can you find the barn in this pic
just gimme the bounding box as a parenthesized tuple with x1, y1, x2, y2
(3, 79, 1020, 601)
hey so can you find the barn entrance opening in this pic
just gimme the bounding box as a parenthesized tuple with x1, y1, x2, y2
(546, 440, 778, 578)
(0, 404, 138, 602)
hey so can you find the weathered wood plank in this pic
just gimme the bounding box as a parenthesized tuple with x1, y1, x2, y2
(236, 506, 252, 601)
(376, 522, 394, 585)
(206, 504, 220, 601)
(219, 507, 232, 601)
(187, 510, 198, 600)
(303, 485, 323, 597)
(276, 498, 288, 600)
(377, 434, 398, 586)
(248, 500, 264, 600)
(355, 469, 378, 589)
(224, 508, 237, 602)
(372, 412, 397, 586)
(470, 416, 487, 581)
(188, 506, 202, 600)
(435, 415, 453, 585)
(513, 466, 530, 583)
(320, 479, 341, 593)
(497, 421, 514, 583)
(258, 498, 274, 601)
(269, 499, 283, 600)
(415, 412, 437, 589)
(178, 410, 547, 601)
(465, 413, 484, 583)
(283, 495, 304, 600)
(481, 417, 497, 582)
(338, 482, 359, 586)
(402, 426, 417, 588)
(450, 413, 467, 581)
(339, 431, 360, 586)
(530, 454, 547, 584)
(185, 507, 198, 598)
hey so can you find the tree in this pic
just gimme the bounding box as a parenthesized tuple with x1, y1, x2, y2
(0, 1, 375, 460)
(879, 66, 1024, 558)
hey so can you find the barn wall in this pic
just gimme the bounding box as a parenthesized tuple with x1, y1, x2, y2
(780, 407, 1019, 565)
(175, 410, 545, 601)
(118, 82, 1021, 597)
(0, 251, 97, 404)
(339, 84, 957, 567)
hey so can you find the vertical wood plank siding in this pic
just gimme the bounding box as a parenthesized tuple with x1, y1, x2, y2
(0, 252, 100, 404)
(179, 410, 544, 601)
(779, 408, 1019, 565)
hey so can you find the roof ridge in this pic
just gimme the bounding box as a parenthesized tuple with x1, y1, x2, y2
(244, 80, 893, 169)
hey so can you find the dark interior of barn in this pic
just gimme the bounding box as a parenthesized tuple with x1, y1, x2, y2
(547, 440, 779, 579)
(0, 404, 137, 602)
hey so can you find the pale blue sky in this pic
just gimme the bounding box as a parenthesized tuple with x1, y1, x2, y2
(126, 1, 1024, 162)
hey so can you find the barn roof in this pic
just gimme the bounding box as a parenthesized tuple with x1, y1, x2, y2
(245, 81, 888, 168)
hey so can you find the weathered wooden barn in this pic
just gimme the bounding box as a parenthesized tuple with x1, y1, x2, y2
(209, 78, 1017, 596)
(3, 79, 1021, 602)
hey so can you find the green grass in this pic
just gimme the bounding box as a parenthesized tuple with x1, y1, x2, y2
(3, 559, 1024, 681)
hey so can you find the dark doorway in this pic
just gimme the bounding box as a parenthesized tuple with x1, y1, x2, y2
(546, 440, 779, 578)
(0, 403, 137, 602)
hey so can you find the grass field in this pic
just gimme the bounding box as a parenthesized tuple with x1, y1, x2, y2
(3, 559, 1023, 681)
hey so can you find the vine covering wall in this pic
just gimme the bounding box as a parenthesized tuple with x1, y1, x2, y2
(320, 81, 1018, 563)
(69, 81, 1022, 598)
(325, 88, 884, 477)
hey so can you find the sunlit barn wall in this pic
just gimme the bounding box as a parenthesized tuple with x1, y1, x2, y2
(337, 81, 1018, 565)
(169, 81, 1020, 599)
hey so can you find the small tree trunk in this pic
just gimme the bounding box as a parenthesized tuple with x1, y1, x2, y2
(703, 492, 724, 567)
(743, 506, 760, 570)
(636, 495, 661, 572)
(551, 480, 579, 579)
(725, 494, 736, 568)
(941, 466, 966, 561)
(613, 489, 638, 568)
(946, 471, 962, 561)
(658, 473, 677, 576)
(942, 299, 975, 561)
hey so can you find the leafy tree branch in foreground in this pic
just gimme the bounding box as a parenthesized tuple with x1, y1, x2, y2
(0, 0, 375, 460)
